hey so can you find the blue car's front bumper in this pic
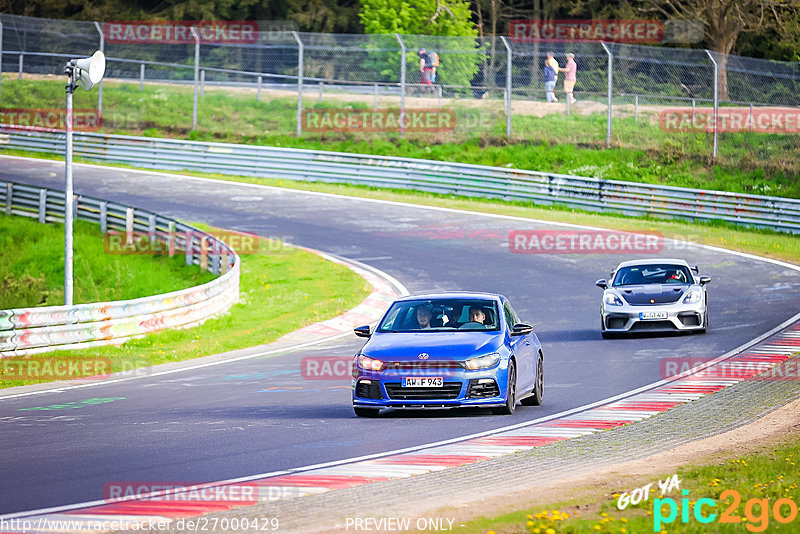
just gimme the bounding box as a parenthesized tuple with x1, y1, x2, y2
(352, 365, 509, 409)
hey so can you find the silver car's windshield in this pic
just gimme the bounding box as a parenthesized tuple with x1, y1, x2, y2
(378, 299, 500, 332)
(613, 264, 694, 286)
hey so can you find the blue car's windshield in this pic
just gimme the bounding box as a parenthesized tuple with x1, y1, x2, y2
(613, 264, 693, 286)
(378, 299, 500, 332)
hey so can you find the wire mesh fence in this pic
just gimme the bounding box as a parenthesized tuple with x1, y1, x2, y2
(1, 13, 799, 161)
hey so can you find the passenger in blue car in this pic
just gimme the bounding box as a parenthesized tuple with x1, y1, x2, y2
(415, 305, 433, 329)
(441, 307, 461, 328)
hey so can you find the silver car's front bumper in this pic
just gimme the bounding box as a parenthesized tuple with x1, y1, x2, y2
(601, 300, 706, 333)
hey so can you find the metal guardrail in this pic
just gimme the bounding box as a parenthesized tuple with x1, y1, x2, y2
(0, 178, 240, 355)
(1, 125, 799, 233)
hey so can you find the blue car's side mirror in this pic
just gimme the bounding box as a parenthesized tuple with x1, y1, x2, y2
(354, 325, 372, 338)
(511, 323, 533, 336)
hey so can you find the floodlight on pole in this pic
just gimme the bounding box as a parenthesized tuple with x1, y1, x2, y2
(63, 50, 105, 306)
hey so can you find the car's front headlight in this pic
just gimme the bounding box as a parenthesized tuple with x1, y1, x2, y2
(603, 292, 623, 306)
(683, 289, 702, 304)
(465, 353, 500, 370)
(357, 355, 384, 371)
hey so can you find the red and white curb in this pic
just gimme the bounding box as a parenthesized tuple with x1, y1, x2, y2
(5, 316, 798, 533)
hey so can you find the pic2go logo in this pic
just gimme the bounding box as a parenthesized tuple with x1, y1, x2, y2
(654, 489, 799, 532)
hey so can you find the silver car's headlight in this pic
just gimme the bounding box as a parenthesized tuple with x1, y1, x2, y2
(465, 353, 500, 370)
(603, 292, 623, 306)
(683, 289, 702, 304)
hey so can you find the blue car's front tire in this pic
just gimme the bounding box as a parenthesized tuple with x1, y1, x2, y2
(492, 361, 516, 415)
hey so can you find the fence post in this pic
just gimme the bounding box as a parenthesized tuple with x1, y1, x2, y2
(99, 201, 107, 234)
(749, 103, 754, 129)
(139, 63, 145, 91)
(292, 31, 304, 137)
(601, 42, 612, 145)
(200, 69, 205, 97)
(394, 33, 406, 126)
(634, 95, 638, 122)
(125, 207, 134, 245)
(705, 50, 718, 159)
(190, 27, 200, 131)
(38, 189, 47, 223)
(257, 75, 262, 101)
(168, 220, 175, 257)
(500, 36, 512, 138)
(18, 53, 22, 80)
(373, 83, 378, 110)
(94, 22, 104, 119)
(4, 183, 11, 215)
(318, 81, 323, 104)
(0, 20, 4, 107)
(185, 231, 194, 266)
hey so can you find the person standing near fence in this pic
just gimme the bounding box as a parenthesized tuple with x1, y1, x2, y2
(544, 60, 557, 102)
(546, 52, 559, 102)
(418, 48, 434, 85)
(560, 52, 577, 104)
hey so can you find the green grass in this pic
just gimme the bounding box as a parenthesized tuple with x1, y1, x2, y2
(0, 213, 215, 308)
(454, 438, 800, 533)
(0, 217, 371, 388)
(3, 75, 798, 198)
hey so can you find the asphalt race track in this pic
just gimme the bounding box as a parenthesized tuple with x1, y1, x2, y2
(2, 156, 800, 515)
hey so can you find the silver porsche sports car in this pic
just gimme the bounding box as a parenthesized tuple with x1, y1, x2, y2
(596, 259, 710, 337)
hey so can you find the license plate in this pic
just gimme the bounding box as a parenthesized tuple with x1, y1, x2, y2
(640, 311, 668, 320)
(403, 377, 443, 387)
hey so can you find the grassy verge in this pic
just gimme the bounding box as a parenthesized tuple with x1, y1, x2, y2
(456, 437, 800, 533)
(0, 213, 215, 308)
(0, 218, 372, 388)
(2, 76, 797, 198)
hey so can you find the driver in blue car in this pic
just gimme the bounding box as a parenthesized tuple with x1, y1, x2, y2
(460, 306, 487, 329)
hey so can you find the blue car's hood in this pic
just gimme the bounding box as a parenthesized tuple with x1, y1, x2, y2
(361, 331, 502, 360)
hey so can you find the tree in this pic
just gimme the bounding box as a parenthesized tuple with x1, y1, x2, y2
(360, 0, 481, 89)
(637, 0, 800, 100)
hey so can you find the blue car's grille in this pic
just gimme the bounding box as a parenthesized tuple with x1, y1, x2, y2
(384, 382, 462, 400)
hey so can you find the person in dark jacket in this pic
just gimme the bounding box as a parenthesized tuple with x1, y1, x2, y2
(544, 60, 557, 102)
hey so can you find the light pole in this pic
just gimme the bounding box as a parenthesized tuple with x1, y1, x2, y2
(63, 50, 105, 306)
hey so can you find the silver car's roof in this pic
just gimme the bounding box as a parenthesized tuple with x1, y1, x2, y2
(613, 258, 692, 270)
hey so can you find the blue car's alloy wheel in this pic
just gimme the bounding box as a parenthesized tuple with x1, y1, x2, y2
(522, 352, 544, 406)
(492, 361, 516, 415)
